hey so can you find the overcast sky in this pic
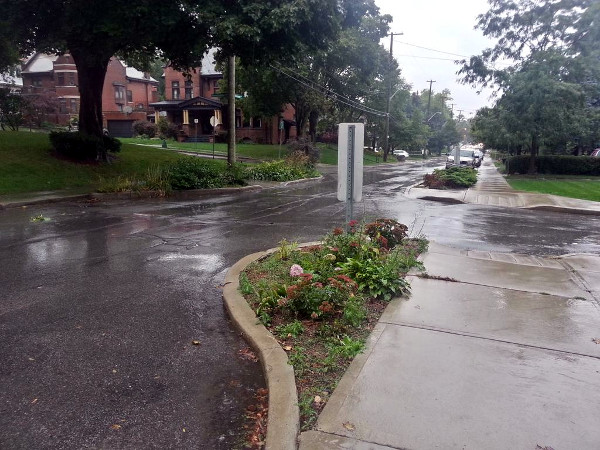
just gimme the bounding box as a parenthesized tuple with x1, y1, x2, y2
(375, 0, 497, 118)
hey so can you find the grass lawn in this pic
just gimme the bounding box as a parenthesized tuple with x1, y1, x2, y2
(506, 175, 600, 202)
(122, 138, 389, 166)
(0, 131, 185, 195)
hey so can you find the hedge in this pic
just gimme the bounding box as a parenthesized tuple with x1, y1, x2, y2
(506, 155, 600, 175)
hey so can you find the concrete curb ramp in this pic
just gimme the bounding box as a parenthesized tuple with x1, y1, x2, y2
(223, 249, 299, 450)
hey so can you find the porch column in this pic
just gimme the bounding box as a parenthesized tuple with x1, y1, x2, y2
(155, 111, 159, 122)
(183, 110, 189, 125)
(214, 109, 222, 124)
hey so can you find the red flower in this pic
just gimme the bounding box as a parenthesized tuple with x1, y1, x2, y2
(350, 241, 359, 248)
(349, 220, 358, 227)
(333, 227, 343, 236)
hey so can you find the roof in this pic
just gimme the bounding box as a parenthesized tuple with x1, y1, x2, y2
(150, 96, 222, 110)
(124, 65, 158, 84)
(22, 54, 58, 73)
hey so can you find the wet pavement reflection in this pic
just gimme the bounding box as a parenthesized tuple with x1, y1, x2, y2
(1, 158, 599, 448)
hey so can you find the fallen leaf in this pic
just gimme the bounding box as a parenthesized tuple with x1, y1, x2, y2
(257, 388, 268, 396)
(283, 345, 292, 351)
(238, 347, 259, 362)
(342, 421, 355, 431)
(592, 338, 600, 344)
(31, 398, 38, 404)
(110, 424, 122, 430)
(192, 340, 201, 346)
(28, 357, 35, 361)
(536, 446, 555, 450)
(314, 395, 322, 404)
(182, 428, 186, 432)
(112, 369, 117, 374)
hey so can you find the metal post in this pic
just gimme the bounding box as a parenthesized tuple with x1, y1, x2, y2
(345, 125, 355, 228)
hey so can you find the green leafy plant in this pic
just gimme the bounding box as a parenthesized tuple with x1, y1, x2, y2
(277, 238, 299, 260)
(325, 335, 365, 365)
(239, 272, 254, 295)
(275, 320, 305, 338)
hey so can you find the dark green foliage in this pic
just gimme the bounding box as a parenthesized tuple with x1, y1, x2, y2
(157, 117, 179, 140)
(49, 132, 105, 161)
(102, 135, 122, 153)
(132, 120, 157, 138)
(168, 157, 246, 190)
(245, 160, 319, 182)
(423, 167, 477, 189)
(506, 155, 600, 175)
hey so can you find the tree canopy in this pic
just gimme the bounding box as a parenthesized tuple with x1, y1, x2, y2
(2, 0, 342, 158)
(461, 0, 599, 171)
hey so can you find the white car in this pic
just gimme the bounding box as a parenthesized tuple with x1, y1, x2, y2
(446, 150, 477, 168)
(393, 149, 409, 159)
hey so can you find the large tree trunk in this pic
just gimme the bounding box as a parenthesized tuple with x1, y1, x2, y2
(528, 134, 538, 174)
(293, 100, 309, 138)
(308, 109, 319, 143)
(71, 51, 110, 160)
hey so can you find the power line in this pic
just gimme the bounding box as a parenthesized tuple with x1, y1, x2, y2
(273, 64, 386, 116)
(397, 41, 468, 58)
(394, 54, 459, 61)
(270, 64, 387, 117)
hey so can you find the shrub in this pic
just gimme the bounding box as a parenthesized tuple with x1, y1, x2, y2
(49, 131, 101, 161)
(287, 137, 320, 165)
(364, 219, 408, 250)
(423, 167, 477, 189)
(168, 157, 245, 190)
(132, 120, 157, 138)
(317, 131, 338, 145)
(49, 131, 122, 161)
(157, 117, 179, 140)
(245, 160, 318, 182)
(506, 155, 600, 175)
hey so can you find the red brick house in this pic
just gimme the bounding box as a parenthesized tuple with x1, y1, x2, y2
(20, 53, 158, 136)
(150, 50, 296, 144)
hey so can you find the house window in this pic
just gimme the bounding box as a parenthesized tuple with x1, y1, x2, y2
(252, 117, 262, 128)
(57, 73, 65, 86)
(59, 98, 67, 113)
(243, 116, 250, 128)
(137, 103, 144, 110)
(126, 90, 133, 103)
(185, 80, 193, 99)
(70, 99, 78, 113)
(172, 81, 180, 100)
(68, 73, 76, 86)
(114, 86, 125, 103)
(32, 78, 42, 87)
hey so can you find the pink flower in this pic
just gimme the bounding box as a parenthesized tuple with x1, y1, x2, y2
(349, 220, 358, 227)
(289, 264, 304, 277)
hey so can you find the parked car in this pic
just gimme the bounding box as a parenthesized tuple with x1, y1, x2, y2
(393, 149, 410, 160)
(591, 148, 600, 157)
(446, 149, 478, 168)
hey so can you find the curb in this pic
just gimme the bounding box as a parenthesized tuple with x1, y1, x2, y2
(0, 185, 263, 210)
(223, 250, 299, 450)
(525, 205, 600, 216)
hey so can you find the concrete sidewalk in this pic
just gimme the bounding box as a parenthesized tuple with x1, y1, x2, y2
(299, 242, 600, 449)
(406, 157, 600, 215)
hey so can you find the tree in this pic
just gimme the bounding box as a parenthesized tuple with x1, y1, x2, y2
(3, 0, 341, 160)
(0, 88, 27, 131)
(460, 0, 598, 171)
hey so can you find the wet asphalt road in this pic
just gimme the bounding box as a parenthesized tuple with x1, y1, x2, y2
(1, 157, 599, 449)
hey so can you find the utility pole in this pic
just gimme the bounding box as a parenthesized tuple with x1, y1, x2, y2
(449, 103, 455, 117)
(425, 79, 436, 120)
(457, 109, 464, 121)
(227, 55, 236, 165)
(384, 31, 403, 162)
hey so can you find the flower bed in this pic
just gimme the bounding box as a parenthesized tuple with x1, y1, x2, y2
(423, 166, 477, 189)
(239, 219, 427, 431)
